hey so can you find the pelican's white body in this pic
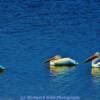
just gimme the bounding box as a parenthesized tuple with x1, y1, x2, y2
(50, 58, 78, 66)
(92, 57, 100, 68)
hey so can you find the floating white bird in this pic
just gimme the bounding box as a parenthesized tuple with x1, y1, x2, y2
(45, 55, 78, 66)
(84, 52, 100, 68)
(0, 65, 5, 73)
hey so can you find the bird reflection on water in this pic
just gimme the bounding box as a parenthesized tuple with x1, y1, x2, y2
(91, 67, 100, 76)
(92, 68, 100, 89)
(49, 66, 75, 76)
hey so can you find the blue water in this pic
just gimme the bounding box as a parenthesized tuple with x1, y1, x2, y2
(0, 0, 100, 100)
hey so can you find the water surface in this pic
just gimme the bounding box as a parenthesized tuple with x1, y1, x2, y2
(0, 0, 100, 100)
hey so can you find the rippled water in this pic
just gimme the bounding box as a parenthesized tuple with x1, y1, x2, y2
(0, 0, 100, 100)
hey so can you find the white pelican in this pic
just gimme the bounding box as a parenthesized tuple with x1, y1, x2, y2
(0, 65, 5, 73)
(84, 52, 100, 68)
(45, 55, 78, 66)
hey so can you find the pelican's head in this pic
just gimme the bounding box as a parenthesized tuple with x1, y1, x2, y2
(84, 52, 100, 63)
(45, 55, 61, 63)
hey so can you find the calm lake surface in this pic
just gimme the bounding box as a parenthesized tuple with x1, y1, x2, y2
(0, 0, 100, 100)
